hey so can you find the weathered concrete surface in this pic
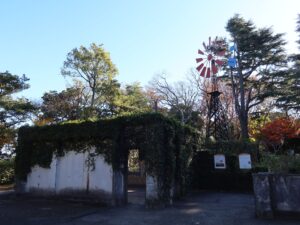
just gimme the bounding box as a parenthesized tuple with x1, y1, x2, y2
(1, 190, 299, 225)
(272, 174, 300, 213)
(112, 169, 127, 206)
(145, 175, 158, 200)
(253, 173, 300, 218)
(26, 157, 57, 191)
(20, 151, 113, 202)
(253, 173, 273, 218)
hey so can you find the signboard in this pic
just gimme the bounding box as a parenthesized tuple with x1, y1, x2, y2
(214, 154, 226, 169)
(239, 153, 252, 169)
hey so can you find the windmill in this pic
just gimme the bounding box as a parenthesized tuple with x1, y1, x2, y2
(196, 37, 230, 142)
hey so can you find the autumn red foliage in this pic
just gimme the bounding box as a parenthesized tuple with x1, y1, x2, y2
(260, 117, 300, 152)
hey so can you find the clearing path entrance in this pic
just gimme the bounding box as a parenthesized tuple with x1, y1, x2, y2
(0, 190, 298, 225)
(128, 186, 145, 205)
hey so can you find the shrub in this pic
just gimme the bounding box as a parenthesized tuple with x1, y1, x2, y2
(0, 158, 14, 184)
(257, 153, 300, 173)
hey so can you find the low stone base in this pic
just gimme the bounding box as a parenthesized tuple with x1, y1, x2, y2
(253, 173, 300, 219)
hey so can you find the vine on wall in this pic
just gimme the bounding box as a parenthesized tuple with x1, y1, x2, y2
(15, 113, 200, 203)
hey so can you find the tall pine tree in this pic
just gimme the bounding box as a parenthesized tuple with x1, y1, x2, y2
(0, 71, 35, 154)
(274, 15, 300, 113)
(225, 15, 287, 139)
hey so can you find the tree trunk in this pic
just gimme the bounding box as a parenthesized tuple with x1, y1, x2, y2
(179, 109, 185, 125)
(236, 50, 250, 139)
(88, 78, 97, 118)
(239, 112, 249, 139)
(238, 79, 249, 139)
(90, 76, 96, 109)
(91, 90, 95, 109)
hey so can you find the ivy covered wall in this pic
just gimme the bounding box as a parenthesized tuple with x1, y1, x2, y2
(15, 113, 200, 204)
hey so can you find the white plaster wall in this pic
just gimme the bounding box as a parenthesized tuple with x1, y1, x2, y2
(89, 155, 113, 193)
(26, 157, 57, 192)
(55, 151, 87, 192)
(146, 175, 158, 200)
(25, 150, 113, 195)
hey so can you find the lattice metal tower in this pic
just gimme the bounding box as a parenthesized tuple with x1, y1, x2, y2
(195, 37, 230, 142)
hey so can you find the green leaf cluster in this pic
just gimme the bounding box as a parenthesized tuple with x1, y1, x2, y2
(0, 158, 14, 184)
(257, 153, 300, 174)
(202, 140, 258, 155)
(273, 15, 300, 112)
(0, 71, 36, 151)
(61, 43, 118, 113)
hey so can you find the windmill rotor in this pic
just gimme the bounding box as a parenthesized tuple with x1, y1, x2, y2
(195, 36, 226, 79)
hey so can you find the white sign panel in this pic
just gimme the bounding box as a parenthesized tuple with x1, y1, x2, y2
(214, 154, 226, 169)
(239, 153, 252, 169)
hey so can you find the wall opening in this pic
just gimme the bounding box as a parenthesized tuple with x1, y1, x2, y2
(127, 149, 146, 204)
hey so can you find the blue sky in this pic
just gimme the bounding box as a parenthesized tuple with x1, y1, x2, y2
(1, 0, 299, 100)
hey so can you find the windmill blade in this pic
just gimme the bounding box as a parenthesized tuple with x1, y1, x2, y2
(196, 63, 204, 72)
(200, 67, 207, 77)
(196, 58, 203, 63)
(216, 50, 226, 56)
(212, 64, 218, 75)
(206, 68, 211, 78)
(212, 36, 218, 45)
(215, 59, 224, 66)
(198, 49, 204, 55)
(202, 42, 207, 51)
(209, 37, 211, 46)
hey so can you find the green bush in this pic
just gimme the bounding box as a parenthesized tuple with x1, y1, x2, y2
(0, 158, 15, 184)
(257, 153, 300, 173)
(202, 140, 258, 154)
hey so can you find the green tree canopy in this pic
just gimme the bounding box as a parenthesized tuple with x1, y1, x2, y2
(39, 86, 88, 123)
(274, 15, 300, 114)
(114, 82, 150, 115)
(61, 43, 118, 117)
(225, 15, 287, 139)
(0, 71, 35, 152)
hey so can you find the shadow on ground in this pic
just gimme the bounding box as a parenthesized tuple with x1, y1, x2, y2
(0, 189, 299, 225)
(128, 186, 145, 205)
